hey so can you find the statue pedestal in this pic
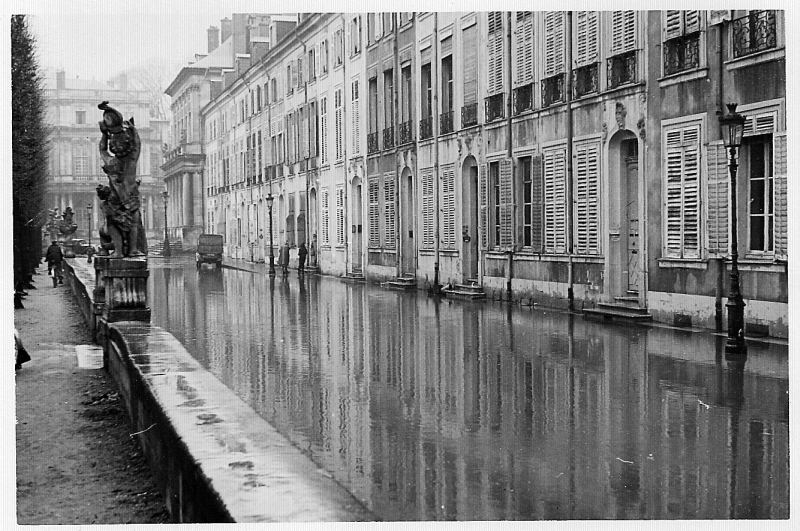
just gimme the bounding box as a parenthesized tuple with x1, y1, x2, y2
(92, 257, 108, 341)
(101, 257, 150, 323)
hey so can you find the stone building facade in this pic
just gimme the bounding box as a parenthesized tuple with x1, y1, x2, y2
(180, 10, 787, 338)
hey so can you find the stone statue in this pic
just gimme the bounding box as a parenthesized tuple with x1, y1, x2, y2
(96, 101, 147, 257)
(57, 206, 77, 236)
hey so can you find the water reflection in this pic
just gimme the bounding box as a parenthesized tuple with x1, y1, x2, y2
(148, 259, 789, 520)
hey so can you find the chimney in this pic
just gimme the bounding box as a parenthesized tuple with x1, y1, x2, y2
(207, 25, 219, 53)
(220, 17, 232, 43)
(56, 70, 66, 89)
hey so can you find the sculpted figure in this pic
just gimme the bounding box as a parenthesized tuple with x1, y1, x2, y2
(96, 101, 147, 257)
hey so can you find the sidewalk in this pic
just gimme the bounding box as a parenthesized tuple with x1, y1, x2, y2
(14, 270, 168, 525)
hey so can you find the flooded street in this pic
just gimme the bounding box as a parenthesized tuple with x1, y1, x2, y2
(148, 258, 789, 520)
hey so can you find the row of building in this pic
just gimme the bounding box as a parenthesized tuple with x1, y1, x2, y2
(152, 10, 788, 338)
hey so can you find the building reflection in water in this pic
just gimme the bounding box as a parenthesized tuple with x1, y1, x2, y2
(149, 261, 789, 521)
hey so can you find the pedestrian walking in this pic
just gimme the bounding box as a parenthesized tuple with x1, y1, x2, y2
(298, 242, 308, 274)
(279, 240, 290, 274)
(44, 240, 64, 287)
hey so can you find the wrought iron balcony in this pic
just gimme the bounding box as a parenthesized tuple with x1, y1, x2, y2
(663, 33, 700, 76)
(461, 102, 478, 127)
(367, 131, 379, 154)
(732, 10, 777, 58)
(484, 93, 505, 123)
(383, 126, 394, 149)
(573, 63, 599, 98)
(541, 73, 565, 107)
(440, 111, 453, 135)
(607, 50, 637, 89)
(513, 83, 533, 115)
(399, 120, 414, 145)
(419, 116, 433, 140)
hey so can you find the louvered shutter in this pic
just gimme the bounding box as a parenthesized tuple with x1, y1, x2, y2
(384, 174, 396, 249)
(544, 12, 565, 76)
(665, 129, 684, 256)
(351, 81, 360, 155)
(774, 132, 787, 260)
(320, 97, 328, 164)
(706, 140, 730, 257)
(441, 165, 456, 249)
(368, 178, 379, 247)
(574, 141, 600, 255)
(499, 159, 514, 247)
(422, 169, 435, 249)
(682, 127, 700, 257)
(515, 12, 534, 85)
(611, 11, 636, 54)
(336, 188, 344, 244)
(463, 25, 478, 105)
(664, 125, 701, 258)
(575, 11, 599, 66)
(335, 90, 343, 160)
(664, 10, 684, 39)
(479, 164, 488, 249)
(531, 155, 544, 251)
(543, 147, 567, 253)
(684, 11, 700, 33)
(321, 188, 330, 244)
(488, 12, 504, 95)
(743, 111, 776, 137)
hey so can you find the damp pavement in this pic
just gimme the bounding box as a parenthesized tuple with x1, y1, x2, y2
(13, 266, 169, 525)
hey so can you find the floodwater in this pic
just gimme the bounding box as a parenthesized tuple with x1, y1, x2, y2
(148, 258, 789, 520)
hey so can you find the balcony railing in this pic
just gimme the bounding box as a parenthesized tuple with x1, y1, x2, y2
(399, 120, 414, 145)
(419, 116, 433, 140)
(440, 111, 453, 135)
(461, 102, 478, 127)
(513, 83, 533, 115)
(541, 73, 565, 107)
(573, 63, 599, 98)
(484, 93, 505, 123)
(732, 10, 777, 58)
(663, 33, 700, 76)
(607, 50, 637, 89)
(367, 131, 379, 154)
(383, 126, 394, 149)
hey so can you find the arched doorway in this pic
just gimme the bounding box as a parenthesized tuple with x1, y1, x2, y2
(461, 155, 479, 281)
(400, 167, 415, 275)
(606, 130, 640, 299)
(351, 177, 363, 270)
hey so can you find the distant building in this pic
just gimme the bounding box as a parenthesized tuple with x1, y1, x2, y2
(43, 70, 168, 244)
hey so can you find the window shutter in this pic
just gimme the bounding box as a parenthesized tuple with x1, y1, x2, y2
(684, 11, 700, 33)
(543, 147, 567, 253)
(321, 188, 330, 244)
(335, 90, 343, 160)
(574, 140, 600, 255)
(422, 169, 435, 249)
(531, 155, 544, 251)
(384, 174, 396, 249)
(611, 11, 636, 54)
(368, 178, 380, 247)
(664, 125, 700, 258)
(743, 111, 777, 137)
(320, 97, 328, 164)
(463, 25, 478, 105)
(575, 11, 599, 66)
(682, 127, 700, 257)
(479, 164, 488, 249)
(488, 12, 504, 95)
(441, 165, 456, 249)
(544, 12, 565, 76)
(664, 129, 683, 257)
(351, 81, 360, 155)
(336, 187, 344, 244)
(515, 12, 534, 85)
(664, 10, 684, 39)
(774, 132, 787, 260)
(499, 159, 514, 247)
(706, 140, 730, 257)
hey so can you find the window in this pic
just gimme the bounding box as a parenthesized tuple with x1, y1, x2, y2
(484, 159, 513, 248)
(75, 110, 86, 125)
(320, 97, 328, 164)
(334, 89, 343, 161)
(421, 169, 435, 249)
(287, 65, 293, 95)
(462, 24, 479, 126)
(368, 178, 380, 247)
(514, 12, 535, 113)
(663, 11, 702, 76)
(441, 53, 453, 134)
(542, 12, 566, 106)
(334, 29, 344, 67)
(441, 165, 456, 249)
(308, 48, 316, 82)
(73, 142, 89, 176)
(383, 69, 394, 148)
(420, 63, 432, 139)
(663, 121, 701, 258)
(487, 12, 504, 96)
(351, 79, 360, 155)
(350, 16, 362, 56)
(608, 11, 637, 88)
(573, 11, 599, 98)
(574, 140, 601, 255)
(336, 187, 345, 244)
(543, 146, 567, 253)
(519, 155, 543, 249)
(744, 136, 773, 253)
(492, 161, 501, 246)
(320, 40, 329, 74)
(732, 10, 777, 58)
(368, 77, 379, 153)
(321, 188, 330, 244)
(384, 175, 396, 249)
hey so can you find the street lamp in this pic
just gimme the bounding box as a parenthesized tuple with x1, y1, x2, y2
(86, 203, 93, 263)
(266, 193, 275, 276)
(162, 190, 171, 257)
(718, 102, 747, 357)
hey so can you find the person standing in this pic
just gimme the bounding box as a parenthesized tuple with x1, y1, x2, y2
(44, 240, 64, 286)
(297, 242, 308, 274)
(279, 240, 290, 274)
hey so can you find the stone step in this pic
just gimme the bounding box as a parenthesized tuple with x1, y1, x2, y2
(613, 296, 641, 308)
(384, 276, 416, 290)
(442, 287, 486, 300)
(583, 306, 652, 322)
(452, 283, 485, 294)
(598, 302, 650, 314)
(343, 272, 365, 282)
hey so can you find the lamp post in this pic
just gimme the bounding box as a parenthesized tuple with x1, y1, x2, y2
(266, 193, 275, 276)
(162, 190, 171, 257)
(86, 203, 93, 263)
(718, 103, 747, 357)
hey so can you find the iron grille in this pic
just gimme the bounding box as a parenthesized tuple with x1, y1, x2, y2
(440, 111, 453, 134)
(485, 93, 505, 123)
(663, 33, 700, 75)
(367, 131, 379, 154)
(461, 103, 478, 127)
(573, 63, 599, 98)
(383, 126, 394, 149)
(607, 50, 637, 89)
(419, 116, 433, 140)
(732, 10, 777, 58)
(513, 83, 533, 115)
(399, 120, 414, 145)
(541, 74, 565, 107)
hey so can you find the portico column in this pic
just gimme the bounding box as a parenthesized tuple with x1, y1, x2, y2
(183, 171, 192, 229)
(193, 171, 203, 229)
(147, 195, 154, 230)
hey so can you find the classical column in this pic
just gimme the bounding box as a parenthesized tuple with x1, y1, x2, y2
(183, 171, 193, 229)
(147, 195, 154, 230)
(192, 171, 203, 229)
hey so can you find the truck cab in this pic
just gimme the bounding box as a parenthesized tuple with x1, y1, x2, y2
(196, 234, 224, 269)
